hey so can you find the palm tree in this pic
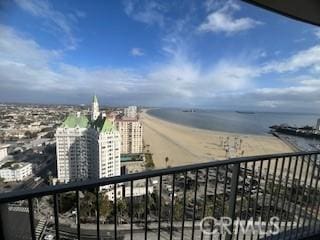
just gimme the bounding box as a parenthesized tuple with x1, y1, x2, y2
(165, 157, 169, 168)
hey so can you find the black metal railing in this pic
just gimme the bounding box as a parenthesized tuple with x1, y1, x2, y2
(0, 151, 320, 240)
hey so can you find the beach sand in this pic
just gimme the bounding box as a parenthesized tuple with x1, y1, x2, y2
(141, 110, 294, 168)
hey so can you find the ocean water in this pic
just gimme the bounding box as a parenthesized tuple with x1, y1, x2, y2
(147, 108, 320, 135)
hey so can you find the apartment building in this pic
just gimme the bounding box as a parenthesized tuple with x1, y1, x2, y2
(0, 162, 32, 182)
(124, 106, 137, 118)
(56, 96, 121, 183)
(115, 117, 143, 154)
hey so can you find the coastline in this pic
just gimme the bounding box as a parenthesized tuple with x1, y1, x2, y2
(141, 109, 294, 168)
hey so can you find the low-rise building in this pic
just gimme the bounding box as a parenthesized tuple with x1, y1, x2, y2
(0, 162, 33, 182)
(105, 179, 154, 201)
(123, 179, 154, 198)
(120, 153, 145, 174)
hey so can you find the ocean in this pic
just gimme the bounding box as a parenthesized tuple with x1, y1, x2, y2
(147, 108, 320, 135)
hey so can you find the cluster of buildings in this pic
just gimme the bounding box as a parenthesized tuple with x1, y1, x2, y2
(0, 104, 73, 184)
(0, 97, 146, 194)
(55, 96, 145, 198)
(0, 104, 73, 141)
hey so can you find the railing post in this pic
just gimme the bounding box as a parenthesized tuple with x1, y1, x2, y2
(28, 198, 36, 240)
(0, 204, 6, 240)
(226, 163, 240, 240)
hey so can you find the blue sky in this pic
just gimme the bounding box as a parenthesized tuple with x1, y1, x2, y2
(0, 0, 320, 112)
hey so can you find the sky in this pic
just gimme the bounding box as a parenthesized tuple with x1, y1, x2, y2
(0, 0, 320, 112)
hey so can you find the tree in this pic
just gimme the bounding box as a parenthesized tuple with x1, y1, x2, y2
(24, 131, 38, 139)
(24, 131, 32, 139)
(165, 157, 169, 168)
(133, 199, 145, 221)
(149, 192, 158, 211)
(80, 192, 96, 218)
(173, 200, 184, 221)
(117, 198, 129, 223)
(17, 115, 25, 123)
(145, 153, 155, 169)
(59, 193, 76, 214)
(99, 193, 112, 220)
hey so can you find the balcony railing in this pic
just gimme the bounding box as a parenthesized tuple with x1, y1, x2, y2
(0, 151, 320, 240)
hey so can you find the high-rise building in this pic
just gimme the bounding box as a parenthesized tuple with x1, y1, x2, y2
(115, 117, 143, 154)
(124, 106, 137, 118)
(95, 116, 121, 179)
(316, 118, 320, 132)
(56, 114, 94, 182)
(91, 94, 100, 121)
(56, 96, 121, 183)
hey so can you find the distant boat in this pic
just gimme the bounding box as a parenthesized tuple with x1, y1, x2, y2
(236, 111, 255, 114)
(182, 109, 196, 112)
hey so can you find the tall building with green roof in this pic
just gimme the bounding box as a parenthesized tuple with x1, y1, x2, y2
(56, 96, 121, 186)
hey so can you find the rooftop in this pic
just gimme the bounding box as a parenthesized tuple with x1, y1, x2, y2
(115, 116, 139, 122)
(0, 144, 10, 150)
(120, 153, 144, 162)
(93, 115, 116, 133)
(60, 114, 89, 129)
(0, 161, 30, 170)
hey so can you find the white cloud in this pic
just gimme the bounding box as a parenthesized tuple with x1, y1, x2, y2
(255, 86, 317, 95)
(203, 0, 221, 12)
(315, 29, 320, 39)
(0, 24, 257, 105)
(198, 1, 261, 34)
(263, 45, 320, 73)
(0, 25, 141, 95)
(207, 82, 320, 112)
(130, 48, 144, 56)
(300, 78, 320, 87)
(256, 100, 279, 108)
(0, 25, 60, 66)
(14, 0, 83, 50)
(147, 54, 257, 100)
(202, 60, 257, 93)
(1, 21, 320, 111)
(123, 0, 165, 27)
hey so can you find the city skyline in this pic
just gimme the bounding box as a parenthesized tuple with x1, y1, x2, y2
(1, 0, 320, 112)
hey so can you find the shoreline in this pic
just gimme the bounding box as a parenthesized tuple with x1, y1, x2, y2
(141, 109, 294, 168)
(145, 109, 270, 137)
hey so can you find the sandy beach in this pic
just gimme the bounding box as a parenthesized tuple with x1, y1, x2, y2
(141, 110, 294, 168)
